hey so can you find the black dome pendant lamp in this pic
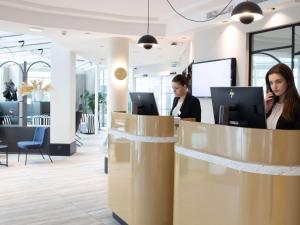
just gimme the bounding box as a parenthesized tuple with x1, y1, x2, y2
(231, 1, 263, 24)
(138, 0, 158, 50)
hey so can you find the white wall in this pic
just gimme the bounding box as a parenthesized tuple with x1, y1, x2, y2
(193, 4, 300, 123)
(107, 37, 129, 127)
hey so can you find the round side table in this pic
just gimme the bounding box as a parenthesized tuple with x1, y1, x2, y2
(0, 145, 8, 167)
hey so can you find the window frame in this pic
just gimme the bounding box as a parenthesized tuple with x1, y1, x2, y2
(249, 22, 300, 86)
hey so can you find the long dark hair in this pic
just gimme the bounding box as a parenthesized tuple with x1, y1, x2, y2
(265, 63, 300, 121)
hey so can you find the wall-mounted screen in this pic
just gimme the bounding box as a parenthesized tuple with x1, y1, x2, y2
(192, 58, 236, 97)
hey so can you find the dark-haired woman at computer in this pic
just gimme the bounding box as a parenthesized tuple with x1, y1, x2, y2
(264, 63, 300, 130)
(170, 74, 201, 122)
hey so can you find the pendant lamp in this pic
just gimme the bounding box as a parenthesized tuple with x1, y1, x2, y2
(137, 0, 158, 50)
(231, 1, 263, 24)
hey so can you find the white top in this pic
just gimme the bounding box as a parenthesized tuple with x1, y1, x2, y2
(172, 99, 184, 117)
(267, 103, 283, 129)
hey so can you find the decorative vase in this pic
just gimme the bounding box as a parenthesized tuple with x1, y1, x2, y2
(32, 89, 44, 101)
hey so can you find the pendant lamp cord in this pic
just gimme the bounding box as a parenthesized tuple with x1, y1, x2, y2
(147, 0, 150, 34)
(166, 0, 234, 23)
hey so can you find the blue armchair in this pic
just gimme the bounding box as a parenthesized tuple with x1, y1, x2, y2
(17, 127, 53, 165)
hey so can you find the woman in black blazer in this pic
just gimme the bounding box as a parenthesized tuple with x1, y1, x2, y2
(265, 63, 300, 130)
(170, 75, 201, 122)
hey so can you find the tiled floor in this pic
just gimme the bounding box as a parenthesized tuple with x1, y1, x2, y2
(0, 131, 118, 225)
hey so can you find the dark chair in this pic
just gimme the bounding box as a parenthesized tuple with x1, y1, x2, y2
(17, 127, 53, 165)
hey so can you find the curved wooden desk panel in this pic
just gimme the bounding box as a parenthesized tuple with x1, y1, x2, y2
(111, 112, 174, 137)
(109, 112, 175, 225)
(174, 121, 300, 225)
(178, 121, 300, 165)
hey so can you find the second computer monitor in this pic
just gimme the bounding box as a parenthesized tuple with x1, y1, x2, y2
(210, 87, 266, 129)
(129, 92, 159, 116)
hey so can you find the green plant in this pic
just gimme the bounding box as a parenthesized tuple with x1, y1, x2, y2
(88, 92, 106, 114)
(79, 90, 90, 113)
(79, 90, 106, 114)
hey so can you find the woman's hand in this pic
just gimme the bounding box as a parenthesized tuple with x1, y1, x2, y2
(264, 91, 274, 113)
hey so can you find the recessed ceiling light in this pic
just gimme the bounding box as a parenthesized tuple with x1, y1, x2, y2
(99, 45, 104, 48)
(85, 32, 91, 35)
(61, 30, 67, 36)
(29, 27, 44, 32)
(181, 36, 187, 40)
(100, 58, 105, 61)
(222, 20, 229, 23)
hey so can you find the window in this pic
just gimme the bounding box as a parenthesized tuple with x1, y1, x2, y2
(99, 69, 107, 128)
(132, 75, 175, 115)
(250, 24, 300, 92)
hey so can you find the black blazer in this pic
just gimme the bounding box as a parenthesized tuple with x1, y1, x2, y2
(267, 100, 300, 130)
(170, 94, 201, 122)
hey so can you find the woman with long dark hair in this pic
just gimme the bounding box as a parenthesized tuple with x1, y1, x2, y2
(265, 63, 300, 129)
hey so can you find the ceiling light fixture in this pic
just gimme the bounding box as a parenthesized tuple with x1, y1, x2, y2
(137, 0, 158, 50)
(166, 0, 263, 25)
(18, 40, 25, 47)
(231, 1, 263, 24)
(38, 48, 44, 55)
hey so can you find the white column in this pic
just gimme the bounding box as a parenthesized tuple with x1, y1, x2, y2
(107, 37, 129, 127)
(94, 65, 99, 134)
(50, 44, 76, 144)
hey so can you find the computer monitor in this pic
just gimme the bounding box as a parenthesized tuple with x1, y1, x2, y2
(210, 87, 266, 129)
(129, 92, 159, 116)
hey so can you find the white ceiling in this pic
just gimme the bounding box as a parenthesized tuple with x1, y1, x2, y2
(0, 0, 298, 69)
(1, 0, 228, 22)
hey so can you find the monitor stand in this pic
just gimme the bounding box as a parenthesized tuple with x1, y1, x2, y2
(218, 105, 229, 125)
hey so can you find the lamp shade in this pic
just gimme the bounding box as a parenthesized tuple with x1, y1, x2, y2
(137, 34, 158, 50)
(231, 1, 263, 24)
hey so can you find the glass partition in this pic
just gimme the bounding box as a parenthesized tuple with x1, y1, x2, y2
(294, 26, 300, 90)
(250, 24, 300, 93)
(133, 75, 175, 115)
(0, 31, 52, 126)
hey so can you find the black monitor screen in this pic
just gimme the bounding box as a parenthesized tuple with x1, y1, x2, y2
(210, 87, 266, 129)
(129, 92, 159, 116)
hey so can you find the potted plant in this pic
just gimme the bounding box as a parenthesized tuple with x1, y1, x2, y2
(87, 92, 106, 114)
(78, 90, 106, 133)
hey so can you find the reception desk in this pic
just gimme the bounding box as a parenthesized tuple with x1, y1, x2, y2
(108, 112, 176, 225)
(173, 121, 300, 225)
